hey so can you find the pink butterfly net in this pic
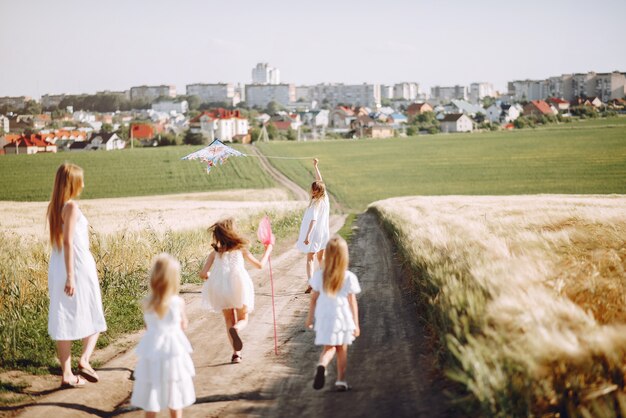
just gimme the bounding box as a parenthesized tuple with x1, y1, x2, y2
(257, 216, 275, 246)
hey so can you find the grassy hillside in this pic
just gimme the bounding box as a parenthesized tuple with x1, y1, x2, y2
(0, 145, 275, 201)
(257, 119, 626, 210)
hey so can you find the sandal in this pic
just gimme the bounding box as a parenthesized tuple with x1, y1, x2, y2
(231, 354, 242, 364)
(229, 327, 243, 351)
(79, 366, 99, 383)
(60, 375, 86, 389)
(304, 285, 313, 294)
(335, 381, 351, 392)
(313, 365, 326, 390)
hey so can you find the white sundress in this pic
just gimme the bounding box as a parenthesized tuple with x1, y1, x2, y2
(297, 194, 330, 254)
(131, 295, 196, 412)
(48, 205, 107, 341)
(309, 270, 361, 346)
(201, 250, 255, 312)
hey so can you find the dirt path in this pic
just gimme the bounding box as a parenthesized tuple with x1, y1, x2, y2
(11, 212, 450, 418)
(247, 146, 309, 202)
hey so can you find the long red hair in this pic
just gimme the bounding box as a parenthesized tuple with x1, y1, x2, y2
(47, 163, 84, 249)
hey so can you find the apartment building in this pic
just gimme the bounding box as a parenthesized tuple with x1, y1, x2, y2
(245, 84, 295, 108)
(0, 96, 31, 110)
(430, 85, 468, 102)
(469, 82, 495, 103)
(252, 63, 280, 84)
(186, 83, 240, 106)
(393, 82, 420, 101)
(129, 85, 176, 102)
(309, 83, 381, 109)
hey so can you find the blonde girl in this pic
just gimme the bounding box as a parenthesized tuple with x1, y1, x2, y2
(305, 235, 361, 391)
(200, 218, 273, 363)
(47, 163, 107, 388)
(131, 253, 195, 418)
(296, 158, 330, 292)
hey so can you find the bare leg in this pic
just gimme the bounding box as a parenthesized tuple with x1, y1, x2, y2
(318, 345, 337, 367)
(222, 309, 236, 350)
(56, 340, 75, 383)
(316, 249, 325, 269)
(79, 332, 100, 372)
(169, 408, 182, 418)
(234, 307, 248, 331)
(336, 345, 348, 381)
(145, 412, 157, 418)
(306, 252, 315, 280)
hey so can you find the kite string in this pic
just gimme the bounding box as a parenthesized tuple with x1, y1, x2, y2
(244, 154, 316, 160)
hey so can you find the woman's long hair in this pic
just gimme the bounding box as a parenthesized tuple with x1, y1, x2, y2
(47, 163, 84, 249)
(323, 235, 349, 296)
(144, 253, 180, 318)
(210, 218, 248, 253)
(309, 181, 326, 207)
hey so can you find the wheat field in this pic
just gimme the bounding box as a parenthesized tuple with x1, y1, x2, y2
(371, 195, 626, 417)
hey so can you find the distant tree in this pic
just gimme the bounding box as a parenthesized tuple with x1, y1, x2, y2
(157, 132, 178, 146)
(23, 100, 42, 115)
(381, 98, 392, 107)
(266, 123, 278, 140)
(181, 95, 200, 111)
(249, 126, 261, 143)
(117, 124, 130, 140)
(183, 130, 205, 145)
(406, 126, 417, 136)
(235, 101, 249, 110)
(481, 96, 496, 108)
(265, 101, 284, 115)
(101, 123, 114, 133)
(286, 128, 297, 141)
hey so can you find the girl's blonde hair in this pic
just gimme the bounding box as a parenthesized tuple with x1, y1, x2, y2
(47, 163, 84, 249)
(323, 235, 349, 296)
(144, 253, 181, 318)
(210, 218, 248, 253)
(309, 181, 326, 206)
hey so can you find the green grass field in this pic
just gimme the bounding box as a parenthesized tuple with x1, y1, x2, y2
(0, 145, 275, 201)
(258, 118, 626, 210)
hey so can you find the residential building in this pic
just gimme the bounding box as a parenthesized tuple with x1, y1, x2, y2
(365, 125, 394, 138)
(309, 83, 381, 109)
(189, 109, 249, 142)
(329, 106, 356, 129)
(0, 96, 31, 110)
(130, 85, 176, 102)
(523, 100, 555, 117)
(295, 86, 310, 102)
(486, 103, 522, 124)
(594, 72, 626, 102)
(446, 99, 485, 117)
(0, 115, 9, 133)
(508, 80, 549, 101)
(469, 82, 495, 104)
(440, 113, 473, 133)
(299, 109, 329, 128)
(406, 102, 433, 118)
(245, 84, 296, 108)
(152, 100, 188, 114)
(3, 134, 57, 154)
(186, 83, 240, 106)
(88, 132, 126, 151)
(41, 94, 66, 109)
(96, 90, 131, 100)
(388, 113, 408, 128)
(252, 63, 280, 84)
(380, 85, 394, 100)
(547, 98, 570, 113)
(393, 83, 420, 101)
(430, 85, 468, 102)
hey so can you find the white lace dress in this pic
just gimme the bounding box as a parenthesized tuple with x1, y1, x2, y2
(48, 206, 107, 340)
(310, 270, 361, 346)
(201, 250, 255, 312)
(131, 295, 195, 412)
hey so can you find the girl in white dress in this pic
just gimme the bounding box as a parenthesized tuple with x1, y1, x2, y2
(305, 235, 361, 392)
(296, 158, 330, 293)
(200, 218, 273, 363)
(131, 254, 195, 418)
(47, 163, 107, 388)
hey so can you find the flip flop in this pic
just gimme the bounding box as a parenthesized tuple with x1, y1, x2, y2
(313, 365, 326, 390)
(60, 375, 86, 389)
(304, 286, 313, 294)
(79, 366, 99, 383)
(229, 327, 243, 351)
(231, 354, 242, 364)
(335, 381, 351, 392)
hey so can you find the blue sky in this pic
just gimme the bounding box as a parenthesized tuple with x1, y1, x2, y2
(1, 0, 625, 98)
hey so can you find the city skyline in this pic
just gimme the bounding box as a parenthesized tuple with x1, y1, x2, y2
(1, 0, 625, 99)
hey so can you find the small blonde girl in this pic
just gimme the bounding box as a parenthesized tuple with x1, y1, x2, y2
(296, 158, 330, 292)
(131, 254, 196, 418)
(305, 235, 361, 391)
(200, 218, 273, 363)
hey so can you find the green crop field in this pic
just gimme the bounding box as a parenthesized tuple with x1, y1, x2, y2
(257, 118, 626, 210)
(0, 145, 275, 201)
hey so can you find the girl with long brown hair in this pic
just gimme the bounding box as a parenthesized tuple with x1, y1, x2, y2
(305, 235, 361, 391)
(47, 163, 107, 388)
(131, 254, 195, 417)
(199, 218, 273, 363)
(296, 158, 330, 292)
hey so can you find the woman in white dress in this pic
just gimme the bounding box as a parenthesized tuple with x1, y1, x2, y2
(131, 254, 195, 417)
(199, 218, 272, 363)
(47, 163, 107, 388)
(296, 158, 330, 293)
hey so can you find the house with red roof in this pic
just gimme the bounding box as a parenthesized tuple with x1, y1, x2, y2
(523, 100, 556, 117)
(3, 134, 57, 155)
(189, 109, 249, 142)
(547, 98, 570, 113)
(406, 102, 434, 118)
